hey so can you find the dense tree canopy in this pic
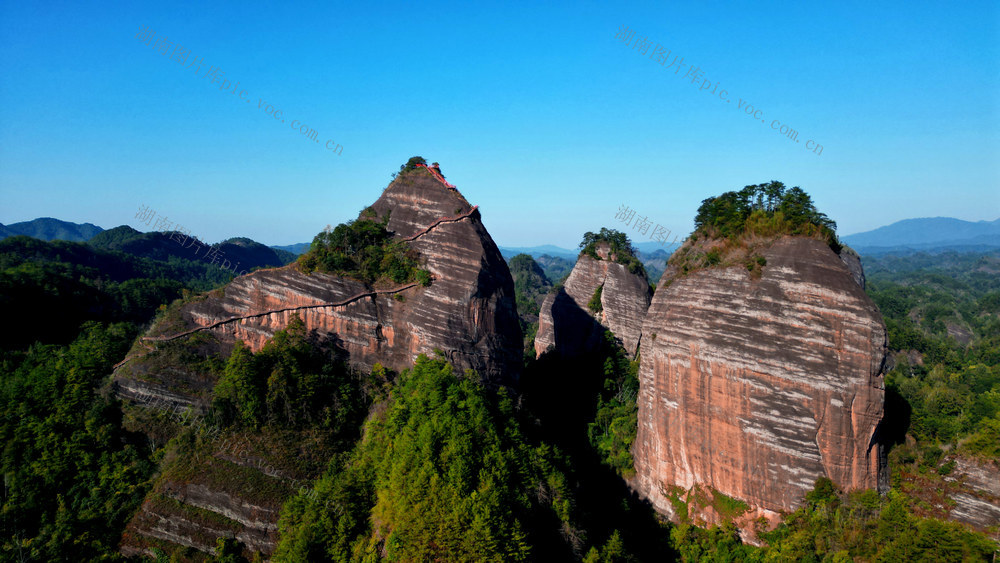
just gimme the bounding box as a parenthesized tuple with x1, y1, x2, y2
(1, 323, 155, 561)
(693, 182, 839, 250)
(865, 251, 1000, 463)
(274, 353, 577, 561)
(212, 314, 369, 437)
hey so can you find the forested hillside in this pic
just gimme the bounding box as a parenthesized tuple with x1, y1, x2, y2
(0, 232, 295, 560)
(2, 228, 998, 560)
(866, 251, 999, 457)
(0, 234, 231, 559)
(91, 226, 296, 274)
(0, 217, 104, 242)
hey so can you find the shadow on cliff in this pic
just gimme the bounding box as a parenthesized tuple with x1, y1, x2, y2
(882, 385, 912, 446)
(520, 345, 677, 561)
(545, 288, 605, 356)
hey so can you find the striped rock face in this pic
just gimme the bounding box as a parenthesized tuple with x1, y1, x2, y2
(113, 166, 522, 558)
(115, 167, 522, 416)
(535, 243, 652, 358)
(632, 237, 888, 531)
(162, 168, 522, 387)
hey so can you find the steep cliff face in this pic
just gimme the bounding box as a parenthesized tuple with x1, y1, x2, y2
(633, 236, 888, 532)
(113, 164, 522, 558)
(534, 243, 651, 358)
(116, 165, 521, 394)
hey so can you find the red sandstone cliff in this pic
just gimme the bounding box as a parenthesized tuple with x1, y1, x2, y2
(116, 166, 520, 398)
(112, 163, 522, 557)
(632, 236, 888, 532)
(534, 243, 651, 358)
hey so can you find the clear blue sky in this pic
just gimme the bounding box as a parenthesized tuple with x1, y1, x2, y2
(1, 0, 997, 248)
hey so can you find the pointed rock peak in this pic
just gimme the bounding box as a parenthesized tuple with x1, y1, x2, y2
(535, 229, 652, 359)
(377, 157, 476, 239)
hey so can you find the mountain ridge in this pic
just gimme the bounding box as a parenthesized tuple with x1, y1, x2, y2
(0, 217, 104, 242)
(842, 217, 1000, 250)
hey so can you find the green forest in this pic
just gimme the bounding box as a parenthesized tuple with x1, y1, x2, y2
(865, 251, 1000, 524)
(1, 208, 998, 560)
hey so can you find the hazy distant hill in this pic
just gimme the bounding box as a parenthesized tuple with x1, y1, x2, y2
(633, 240, 683, 255)
(506, 253, 552, 320)
(0, 217, 104, 242)
(271, 242, 311, 255)
(533, 254, 574, 283)
(499, 245, 578, 260)
(843, 217, 1000, 252)
(90, 226, 296, 271)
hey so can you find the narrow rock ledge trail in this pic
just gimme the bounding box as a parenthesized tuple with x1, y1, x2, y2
(112, 204, 479, 371)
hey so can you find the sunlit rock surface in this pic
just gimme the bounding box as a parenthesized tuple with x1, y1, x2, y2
(535, 243, 651, 358)
(633, 237, 888, 534)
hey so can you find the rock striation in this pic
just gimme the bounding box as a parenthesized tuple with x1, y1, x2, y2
(115, 165, 521, 394)
(534, 243, 652, 358)
(632, 236, 888, 533)
(943, 457, 1000, 530)
(113, 163, 522, 558)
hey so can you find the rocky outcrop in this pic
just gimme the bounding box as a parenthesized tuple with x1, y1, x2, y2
(121, 483, 279, 558)
(838, 245, 865, 289)
(115, 165, 521, 391)
(944, 457, 1000, 530)
(113, 163, 522, 558)
(534, 243, 651, 358)
(633, 236, 888, 533)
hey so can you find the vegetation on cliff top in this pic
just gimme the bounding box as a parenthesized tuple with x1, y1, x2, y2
(668, 182, 839, 280)
(692, 181, 839, 249)
(297, 207, 432, 287)
(390, 156, 450, 182)
(579, 228, 646, 278)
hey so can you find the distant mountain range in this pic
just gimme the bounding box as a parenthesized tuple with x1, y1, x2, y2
(498, 241, 681, 261)
(841, 217, 1000, 254)
(0, 217, 104, 242)
(271, 242, 311, 255)
(7, 215, 999, 261)
(0, 217, 303, 260)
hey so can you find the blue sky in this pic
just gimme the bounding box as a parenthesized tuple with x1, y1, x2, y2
(0, 0, 997, 248)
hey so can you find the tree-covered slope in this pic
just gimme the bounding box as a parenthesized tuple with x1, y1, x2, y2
(90, 226, 295, 274)
(0, 235, 232, 350)
(274, 353, 578, 562)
